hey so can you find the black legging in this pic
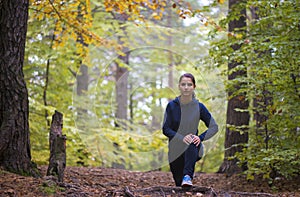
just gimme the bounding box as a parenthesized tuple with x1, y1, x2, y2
(169, 143, 201, 186)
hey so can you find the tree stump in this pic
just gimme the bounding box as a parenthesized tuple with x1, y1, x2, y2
(46, 110, 66, 182)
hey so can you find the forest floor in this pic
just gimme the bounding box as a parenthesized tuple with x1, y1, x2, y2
(0, 166, 299, 197)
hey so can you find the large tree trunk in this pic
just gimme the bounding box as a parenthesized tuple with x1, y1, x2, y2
(0, 0, 38, 176)
(218, 0, 250, 175)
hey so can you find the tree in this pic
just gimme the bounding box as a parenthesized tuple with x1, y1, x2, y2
(75, 1, 90, 127)
(240, 0, 300, 179)
(114, 13, 130, 127)
(0, 0, 38, 175)
(218, 0, 249, 175)
(211, 0, 300, 179)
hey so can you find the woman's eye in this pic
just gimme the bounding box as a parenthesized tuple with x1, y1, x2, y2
(180, 83, 193, 87)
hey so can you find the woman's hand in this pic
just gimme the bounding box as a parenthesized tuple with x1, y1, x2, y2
(183, 134, 193, 145)
(183, 134, 201, 146)
(192, 135, 201, 146)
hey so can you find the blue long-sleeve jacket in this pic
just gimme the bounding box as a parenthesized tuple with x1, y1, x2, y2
(162, 97, 218, 142)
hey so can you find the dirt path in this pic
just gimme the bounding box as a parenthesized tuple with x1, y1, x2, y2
(1, 166, 299, 196)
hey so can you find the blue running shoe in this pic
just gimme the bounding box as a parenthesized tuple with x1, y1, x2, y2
(181, 175, 193, 187)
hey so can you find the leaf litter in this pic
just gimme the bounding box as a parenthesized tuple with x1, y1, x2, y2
(0, 166, 299, 196)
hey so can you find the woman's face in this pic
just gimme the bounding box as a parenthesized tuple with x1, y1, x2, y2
(178, 77, 195, 97)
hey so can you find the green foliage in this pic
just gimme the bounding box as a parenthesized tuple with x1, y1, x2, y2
(24, 0, 226, 172)
(237, 147, 300, 181)
(210, 0, 300, 179)
(26, 1, 94, 167)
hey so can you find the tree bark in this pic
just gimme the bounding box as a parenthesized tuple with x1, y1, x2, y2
(47, 111, 66, 182)
(218, 0, 249, 175)
(0, 0, 38, 176)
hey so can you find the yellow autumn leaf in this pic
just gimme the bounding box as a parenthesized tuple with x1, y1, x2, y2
(218, 0, 225, 4)
(151, 12, 161, 20)
(43, 6, 53, 14)
(36, 13, 44, 21)
(236, 34, 243, 39)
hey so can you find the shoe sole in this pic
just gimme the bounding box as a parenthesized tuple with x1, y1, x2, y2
(181, 183, 193, 187)
(181, 184, 192, 190)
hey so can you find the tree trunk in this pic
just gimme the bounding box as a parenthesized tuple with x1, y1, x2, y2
(43, 26, 56, 127)
(76, 64, 89, 96)
(115, 58, 129, 127)
(218, 0, 249, 175)
(114, 13, 129, 128)
(47, 111, 66, 182)
(167, 6, 174, 93)
(76, 2, 89, 98)
(0, 0, 38, 176)
(74, 2, 90, 137)
(76, 62, 89, 122)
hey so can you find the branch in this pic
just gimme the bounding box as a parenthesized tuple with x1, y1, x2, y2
(224, 191, 276, 196)
(124, 186, 135, 197)
(47, 0, 117, 47)
(123, 186, 217, 196)
(68, 67, 77, 77)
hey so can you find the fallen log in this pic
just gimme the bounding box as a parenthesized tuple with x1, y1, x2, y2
(46, 110, 66, 182)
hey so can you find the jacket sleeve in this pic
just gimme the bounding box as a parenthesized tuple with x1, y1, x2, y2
(198, 103, 219, 141)
(162, 103, 184, 141)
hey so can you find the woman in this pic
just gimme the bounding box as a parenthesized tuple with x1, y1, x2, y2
(162, 73, 219, 187)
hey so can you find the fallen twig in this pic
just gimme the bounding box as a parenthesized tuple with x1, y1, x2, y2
(124, 186, 135, 197)
(208, 187, 217, 197)
(222, 191, 276, 197)
(160, 187, 166, 197)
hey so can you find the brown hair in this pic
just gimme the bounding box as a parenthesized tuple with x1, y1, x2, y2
(179, 73, 196, 87)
